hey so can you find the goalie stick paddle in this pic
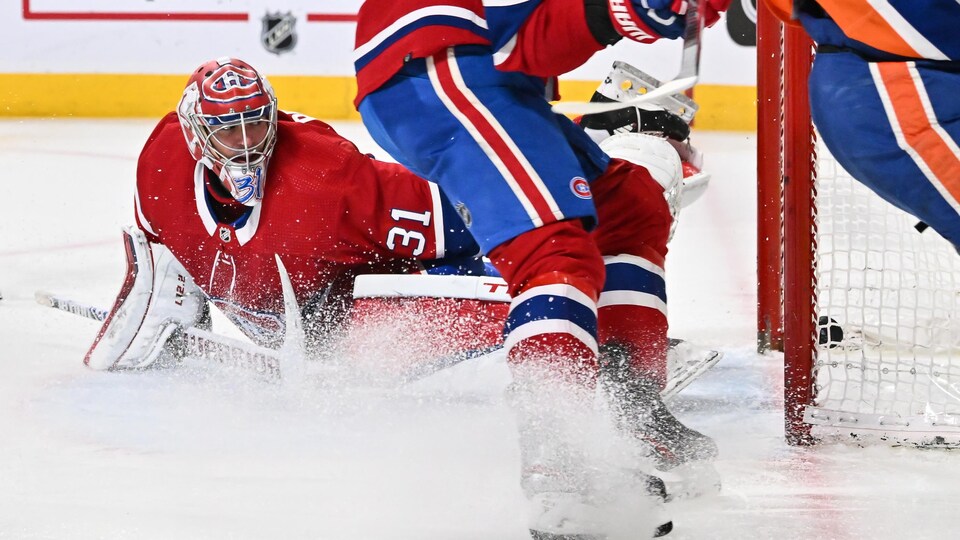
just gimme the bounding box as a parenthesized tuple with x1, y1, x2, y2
(36, 291, 720, 395)
(34, 290, 720, 397)
(551, 0, 704, 115)
(33, 290, 479, 384)
(35, 290, 283, 380)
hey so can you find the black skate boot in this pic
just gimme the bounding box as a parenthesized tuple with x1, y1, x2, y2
(599, 343, 719, 471)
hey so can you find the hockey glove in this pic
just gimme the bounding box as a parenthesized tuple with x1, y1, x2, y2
(84, 227, 206, 370)
(604, 0, 730, 43)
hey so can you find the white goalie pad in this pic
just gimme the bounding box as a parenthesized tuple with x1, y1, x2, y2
(84, 227, 205, 370)
(600, 133, 684, 239)
(352, 274, 510, 302)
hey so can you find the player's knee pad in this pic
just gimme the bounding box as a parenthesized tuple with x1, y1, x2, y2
(84, 227, 206, 370)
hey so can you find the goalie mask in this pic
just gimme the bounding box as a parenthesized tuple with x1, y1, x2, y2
(177, 58, 278, 207)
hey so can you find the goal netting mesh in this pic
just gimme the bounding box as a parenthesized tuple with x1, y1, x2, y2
(807, 142, 960, 443)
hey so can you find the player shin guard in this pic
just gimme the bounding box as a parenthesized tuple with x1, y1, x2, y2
(504, 272, 600, 381)
(598, 252, 668, 388)
(489, 221, 605, 381)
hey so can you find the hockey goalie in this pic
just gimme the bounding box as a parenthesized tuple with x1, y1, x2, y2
(82, 58, 717, 399)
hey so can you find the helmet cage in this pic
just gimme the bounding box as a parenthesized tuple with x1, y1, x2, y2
(194, 102, 277, 205)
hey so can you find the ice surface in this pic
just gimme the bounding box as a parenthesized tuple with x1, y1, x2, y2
(2, 120, 959, 539)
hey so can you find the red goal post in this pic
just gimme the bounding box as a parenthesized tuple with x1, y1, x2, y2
(756, 3, 817, 445)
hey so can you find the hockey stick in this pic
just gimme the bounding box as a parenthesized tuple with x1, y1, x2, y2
(551, 0, 704, 115)
(35, 290, 283, 379)
(34, 290, 483, 383)
(37, 291, 722, 395)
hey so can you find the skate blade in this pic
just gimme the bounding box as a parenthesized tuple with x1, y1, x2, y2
(530, 520, 672, 540)
(659, 461, 722, 501)
(527, 490, 671, 540)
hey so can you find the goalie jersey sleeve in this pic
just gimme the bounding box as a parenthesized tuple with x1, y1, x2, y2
(132, 111, 477, 345)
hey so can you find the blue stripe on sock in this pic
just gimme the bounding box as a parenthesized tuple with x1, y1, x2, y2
(602, 261, 666, 303)
(506, 292, 597, 337)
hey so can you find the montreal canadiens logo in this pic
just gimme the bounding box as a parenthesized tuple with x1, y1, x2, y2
(570, 177, 592, 199)
(203, 65, 263, 103)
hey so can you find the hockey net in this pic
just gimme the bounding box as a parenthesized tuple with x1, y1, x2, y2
(756, 8, 960, 446)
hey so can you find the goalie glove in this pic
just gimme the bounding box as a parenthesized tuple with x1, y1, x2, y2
(84, 227, 206, 370)
(580, 61, 711, 225)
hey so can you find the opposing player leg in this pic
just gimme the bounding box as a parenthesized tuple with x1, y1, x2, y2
(360, 46, 670, 537)
(811, 52, 960, 249)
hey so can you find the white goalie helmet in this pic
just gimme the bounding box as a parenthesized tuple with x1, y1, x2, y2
(177, 57, 278, 206)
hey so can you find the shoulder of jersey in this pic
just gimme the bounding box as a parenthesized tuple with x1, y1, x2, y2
(140, 112, 190, 163)
(273, 113, 363, 183)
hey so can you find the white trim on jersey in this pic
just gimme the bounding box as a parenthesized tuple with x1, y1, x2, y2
(870, 62, 960, 216)
(194, 162, 218, 237)
(503, 319, 600, 356)
(353, 7, 488, 61)
(428, 181, 446, 258)
(234, 204, 263, 247)
(192, 161, 264, 246)
(866, 0, 949, 61)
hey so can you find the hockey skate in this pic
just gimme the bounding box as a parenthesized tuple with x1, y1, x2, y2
(508, 368, 673, 540)
(599, 343, 720, 500)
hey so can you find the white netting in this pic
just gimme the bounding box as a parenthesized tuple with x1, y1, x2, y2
(809, 141, 960, 441)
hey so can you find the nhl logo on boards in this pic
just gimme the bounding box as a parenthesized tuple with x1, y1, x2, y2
(261, 12, 297, 55)
(219, 227, 232, 243)
(570, 177, 592, 199)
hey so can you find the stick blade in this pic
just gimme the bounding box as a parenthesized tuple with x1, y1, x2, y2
(275, 254, 307, 382)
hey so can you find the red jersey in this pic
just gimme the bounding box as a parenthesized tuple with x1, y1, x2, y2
(134, 111, 453, 345)
(353, 0, 603, 105)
